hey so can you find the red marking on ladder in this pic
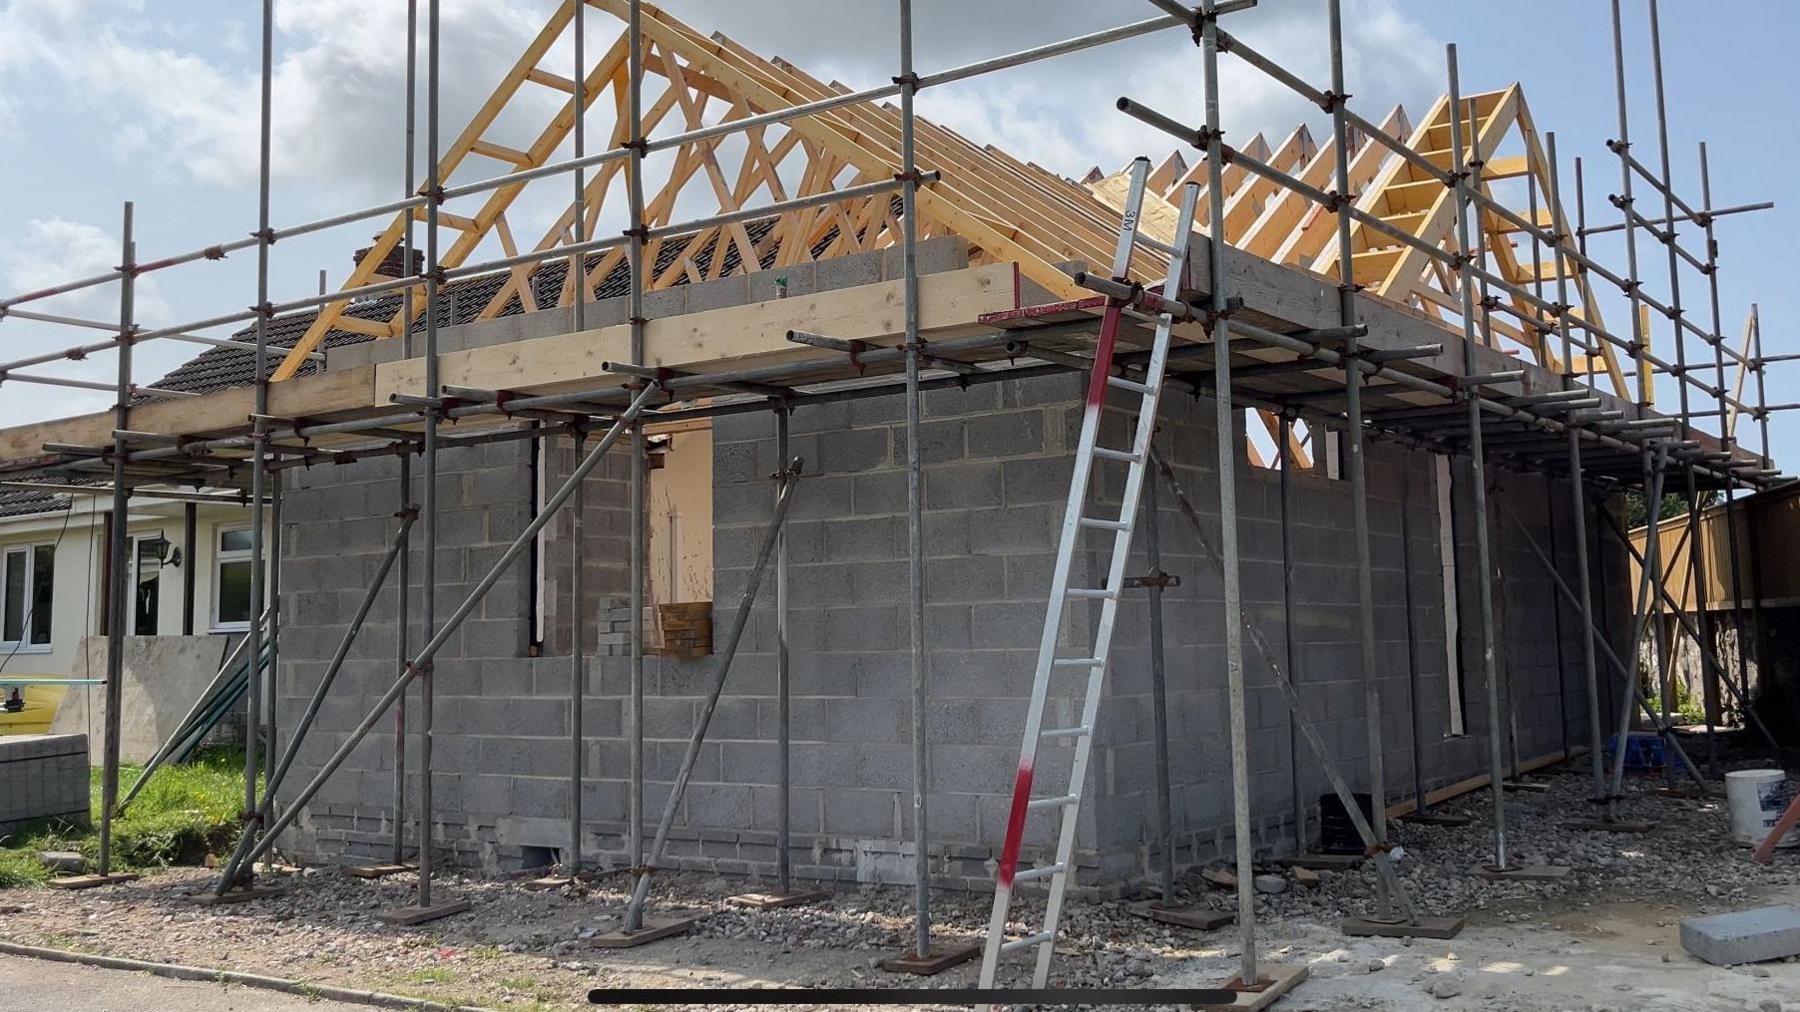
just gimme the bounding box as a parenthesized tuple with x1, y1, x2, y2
(995, 763, 1035, 889)
(1084, 298, 1126, 410)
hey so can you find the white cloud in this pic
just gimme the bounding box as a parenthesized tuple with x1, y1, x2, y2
(1, 216, 169, 323)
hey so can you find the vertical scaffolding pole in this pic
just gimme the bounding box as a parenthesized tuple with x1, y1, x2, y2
(1326, 0, 1388, 917)
(1699, 143, 1751, 732)
(568, 430, 586, 875)
(775, 405, 793, 896)
(1647, 0, 1718, 774)
(241, 0, 277, 877)
(1527, 157, 1570, 764)
(96, 201, 134, 878)
(1610, 0, 1651, 411)
(1144, 456, 1175, 904)
(1548, 133, 1609, 806)
(1609, 447, 1669, 803)
(1279, 417, 1304, 850)
(391, 0, 418, 871)
(1446, 45, 1509, 870)
(897, 0, 932, 960)
(417, 0, 441, 912)
(566, 0, 588, 882)
(266, 470, 284, 834)
(1200, 0, 1256, 986)
(622, 0, 648, 934)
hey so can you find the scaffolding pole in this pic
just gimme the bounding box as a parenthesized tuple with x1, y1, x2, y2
(1446, 45, 1511, 871)
(565, 0, 589, 883)
(95, 201, 134, 880)
(1325, 0, 1391, 921)
(390, 0, 419, 874)
(623, 0, 648, 935)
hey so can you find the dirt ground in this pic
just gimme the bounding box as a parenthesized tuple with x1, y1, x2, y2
(2, 767, 1797, 1010)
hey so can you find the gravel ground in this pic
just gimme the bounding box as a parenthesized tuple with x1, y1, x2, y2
(2, 766, 1798, 1010)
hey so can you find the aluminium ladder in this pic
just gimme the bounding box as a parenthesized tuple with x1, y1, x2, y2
(976, 157, 1201, 992)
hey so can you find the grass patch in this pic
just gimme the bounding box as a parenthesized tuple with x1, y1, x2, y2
(403, 966, 457, 985)
(0, 747, 252, 887)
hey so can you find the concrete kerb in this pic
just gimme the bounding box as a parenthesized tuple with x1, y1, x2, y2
(0, 940, 497, 1011)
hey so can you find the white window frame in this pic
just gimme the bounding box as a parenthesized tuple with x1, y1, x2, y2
(0, 541, 55, 653)
(211, 524, 255, 633)
(130, 532, 167, 637)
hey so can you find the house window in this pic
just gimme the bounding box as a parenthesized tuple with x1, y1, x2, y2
(213, 526, 257, 630)
(1, 543, 55, 650)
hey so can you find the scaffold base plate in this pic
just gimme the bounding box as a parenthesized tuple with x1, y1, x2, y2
(879, 942, 981, 975)
(346, 863, 414, 879)
(376, 898, 472, 926)
(1400, 812, 1472, 827)
(591, 917, 696, 948)
(192, 885, 290, 906)
(726, 889, 831, 910)
(1275, 853, 1364, 870)
(1129, 901, 1236, 930)
(1501, 779, 1552, 793)
(48, 873, 138, 891)
(1195, 964, 1308, 1010)
(1565, 818, 1655, 833)
(1471, 862, 1572, 881)
(1341, 914, 1466, 939)
(522, 876, 574, 891)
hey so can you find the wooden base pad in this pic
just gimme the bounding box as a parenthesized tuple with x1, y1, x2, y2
(521, 875, 574, 892)
(1471, 862, 1572, 881)
(1275, 853, 1364, 870)
(725, 889, 831, 910)
(48, 873, 138, 891)
(591, 917, 696, 948)
(345, 863, 414, 879)
(1129, 900, 1235, 930)
(1565, 818, 1655, 834)
(879, 942, 981, 975)
(375, 898, 472, 925)
(1341, 914, 1466, 939)
(1501, 780, 1552, 793)
(1400, 812, 1472, 827)
(1195, 963, 1308, 1010)
(192, 885, 290, 906)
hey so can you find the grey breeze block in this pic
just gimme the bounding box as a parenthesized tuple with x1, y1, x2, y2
(1680, 904, 1800, 966)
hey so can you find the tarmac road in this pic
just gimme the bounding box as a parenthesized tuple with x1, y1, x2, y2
(0, 954, 367, 1011)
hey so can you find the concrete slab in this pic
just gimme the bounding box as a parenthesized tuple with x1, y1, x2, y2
(51, 635, 234, 764)
(1341, 914, 1465, 940)
(1471, 862, 1573, 881)
(1194, 963, 1308, 1011)
(725, 889, 831, 910)
(591, 917, 696, 948)
(879, 942, 981, 975)
(1129, 901, 1235, 930)
(1681, 905, 1800, 965)
(374, 899, 472, 926)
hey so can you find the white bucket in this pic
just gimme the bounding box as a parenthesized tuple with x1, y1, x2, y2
(1725, 769, 1798, 848)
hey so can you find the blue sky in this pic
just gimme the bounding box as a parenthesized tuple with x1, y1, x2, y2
(0, 0, 1793, 464)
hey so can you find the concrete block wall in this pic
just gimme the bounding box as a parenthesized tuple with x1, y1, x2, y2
(0, 733, 89, 836)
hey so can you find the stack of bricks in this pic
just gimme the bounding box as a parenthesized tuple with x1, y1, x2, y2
(0, 733, 90, 837)
(652, 601, 713, 658)
(594, 597, 636, 657)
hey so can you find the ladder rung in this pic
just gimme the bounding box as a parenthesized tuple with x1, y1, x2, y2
(1027, 794, 1080, 810)
(1106, 375, 1153, 394)
(1038, 725, 1091, 739)
(1077, 516, 1129, 532)
(1051, 657, 1103, 668)
(1091, 446, 1141, 463)
(1012, 863, 1068, 883)
(1064, 586, 1119, 599)
(1001, 931, 1056, 953)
